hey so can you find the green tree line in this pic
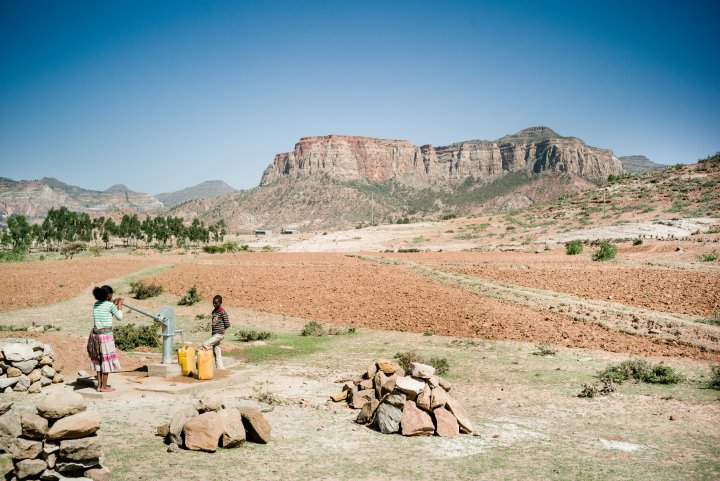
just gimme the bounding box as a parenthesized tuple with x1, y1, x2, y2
(0, 207, 226, 252)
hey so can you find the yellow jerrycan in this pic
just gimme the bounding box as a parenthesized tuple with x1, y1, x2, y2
(177, 343, 196, 376)
(197, 348, 215, 380)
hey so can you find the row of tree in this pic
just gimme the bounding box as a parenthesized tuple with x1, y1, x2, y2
(0, 207, 226, 252)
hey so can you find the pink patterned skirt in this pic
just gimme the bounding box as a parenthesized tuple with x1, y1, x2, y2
(87, 329, 121, 373)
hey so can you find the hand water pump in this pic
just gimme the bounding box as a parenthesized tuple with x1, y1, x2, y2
(120, 301, 183, 366)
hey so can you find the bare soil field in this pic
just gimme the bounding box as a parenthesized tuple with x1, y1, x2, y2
(0, 241, 718, 481)
(143, 251, 719, 361)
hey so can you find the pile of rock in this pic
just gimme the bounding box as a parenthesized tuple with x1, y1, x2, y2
(6, 391, 110, 481)
(158, 394, 271, 453)
(0, 340, 64, 394)
(331, 359, 474, 437)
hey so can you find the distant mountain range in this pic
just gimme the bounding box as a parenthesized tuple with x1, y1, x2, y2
(155, 180, 236, 207)
(618, 155, 665, 173)
(2, 127, 668, 230)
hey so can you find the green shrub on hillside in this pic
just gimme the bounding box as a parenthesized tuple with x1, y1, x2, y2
(598, 359, 683, 385)
(178, 286, 202, 306)
(565, 240, 583, 255)
(592, 241, 616, 261)
(235, 328, 273, 342)
(129, 280, 163, 300)
(394, 351, 450, 375)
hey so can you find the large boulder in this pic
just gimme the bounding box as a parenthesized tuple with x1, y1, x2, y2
(410, 362, 435, 379)
(183, 412, 225, 452)
(445, 394, 474, 434)
(433, 407, 460, 437)
(0, 409, 21, 438)
(36, 392, 86, 420)
(21, 412, 48, 440)
(59, 437, 104, 461)
(46, 411, 101, 441)
(2, 343, 34, 362)
(400, 401, 434, 436)
(374, 392, 406, 434)
(416, 384, 432, 411)
(14, 359, 39, 375)
(376, 359, 400, 374)
(15, 458, 47, 479)
(168, 406, 199, 445)
(237, 406, 271, 444)
(354, 399, 380, 425)
(11, 438, 43, 460)
(395, 376, 425, 398)
(219, 408, 246, 448)
(430, 386, 448, 409)
(350, 389, 376, 409)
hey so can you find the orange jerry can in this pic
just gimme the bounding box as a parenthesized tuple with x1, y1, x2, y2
(177, 344, 196, 376)
(197, 348, 214, 380)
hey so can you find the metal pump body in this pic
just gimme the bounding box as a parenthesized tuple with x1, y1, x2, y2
(121, 302, 181, 365)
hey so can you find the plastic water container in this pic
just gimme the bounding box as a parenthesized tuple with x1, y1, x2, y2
(197, 349, 214, 380)
(177, 343, 196, 376)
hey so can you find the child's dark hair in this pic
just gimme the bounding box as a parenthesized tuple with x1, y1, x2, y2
(213, 295, 223, 304)
(101, 285, 114, 296)
(93, 286, 108, 301)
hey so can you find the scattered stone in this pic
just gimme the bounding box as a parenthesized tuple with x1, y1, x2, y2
(38, 357, 53, 367)
(156, 423, 170, 437)
(358, 378, 374, 390)
(45, 451, 57, 469)
(183, 412, 225, 452)
(168, 406, 199, 445)
(0, 377, 19, 389)
(40, 376, 52, 387)
(41, 366, 57, 379)
(195, 394, 223, 413)
(238, 406, 271, 444)
(430, 386, 448, 409)
(52, 374, 64, 384)
(28, 381, 42, 393)
(366, 363, 378, 379)
(330, 390, 348, 402)
(375, 402, 403, 434)
(6, 366, 22, 377)
(2, 344, 34, 362)
(14, 359, 39, 375)
(219, 408, 246, 448)
(0, 401, 13, 416)
(28, 369, 42, 383)
(0, 409, 21, 438)
(57, 459, 101, 472)
(416, 384, 432, 411)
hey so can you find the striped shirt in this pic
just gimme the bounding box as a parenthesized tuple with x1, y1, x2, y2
(93, 300, 123, 329)
(211, 307, 230, 335)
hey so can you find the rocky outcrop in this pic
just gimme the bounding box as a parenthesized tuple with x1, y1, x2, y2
(0, 340, 64, 395)
(0, 177, 162, 222)
(260, 127, 624, 186)
(619, 155, 665, 173)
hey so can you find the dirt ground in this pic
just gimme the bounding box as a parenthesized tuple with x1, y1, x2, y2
(0, 230, 718, 481)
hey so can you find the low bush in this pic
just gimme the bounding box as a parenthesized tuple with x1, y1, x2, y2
(178, 286, 202, 306)
(598, 359, 683, 384)
(300, 321, 326, 337)
(0, 249, 27, 263)
(699, 251, 718, 262)
(710, 366, 720, 390)
(129, 280, 163, 300)
(394, 351, 450, 376)
(633, 238, 643, 246)
(113, 323, 160, 351)
(578, 379, 616, 398)
(235, 328, 274, 342)
(327, 326, 356, 335)
(592, 241, 617, 261)
(532, 344, 557, 356)
(565, 240, 583, 255)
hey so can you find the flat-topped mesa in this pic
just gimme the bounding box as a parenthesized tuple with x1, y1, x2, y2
(259, 128, 623, 186)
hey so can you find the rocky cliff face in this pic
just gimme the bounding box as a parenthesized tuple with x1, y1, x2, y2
(619, 155, 665, 173)
(260, 127, 624, 186)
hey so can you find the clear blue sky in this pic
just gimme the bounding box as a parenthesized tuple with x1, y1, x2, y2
(1, 0, 718, 194)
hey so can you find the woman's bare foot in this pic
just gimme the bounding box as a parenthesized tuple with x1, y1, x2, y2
(98, 387, 116, 392)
